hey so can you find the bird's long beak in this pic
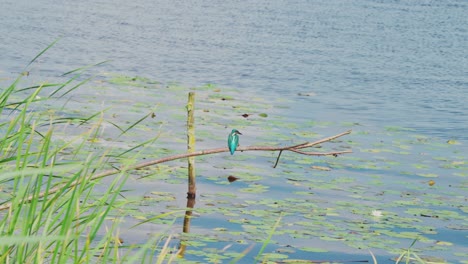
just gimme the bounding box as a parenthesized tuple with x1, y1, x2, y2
(237, 131, 242, 135)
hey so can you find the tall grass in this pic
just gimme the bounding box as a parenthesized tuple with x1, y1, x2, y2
(0, 46, 161, 263)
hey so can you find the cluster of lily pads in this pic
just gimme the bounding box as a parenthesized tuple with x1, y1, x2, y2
(0, 46, 466, 263)
(94, 74, 467, 263)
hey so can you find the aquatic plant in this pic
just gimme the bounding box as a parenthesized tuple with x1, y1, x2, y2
(0, 44, 160, 263)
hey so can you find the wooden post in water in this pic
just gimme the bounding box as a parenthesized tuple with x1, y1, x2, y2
(179, 92, 197, 258)
(187, 92, 196, 198)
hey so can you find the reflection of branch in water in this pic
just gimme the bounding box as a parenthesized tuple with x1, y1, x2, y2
(0, 130, 352, 211)
(177, 197, 196, 258)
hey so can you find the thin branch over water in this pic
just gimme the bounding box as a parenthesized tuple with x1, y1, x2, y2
(0, 130, 352, 211)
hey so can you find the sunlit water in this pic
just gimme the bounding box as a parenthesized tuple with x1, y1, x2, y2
(1, 0, 467, 262)
(1, 0, 467, 141)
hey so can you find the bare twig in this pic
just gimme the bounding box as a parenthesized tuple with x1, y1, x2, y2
(0, 130, 351, 211)
(273, 150, 283, 168)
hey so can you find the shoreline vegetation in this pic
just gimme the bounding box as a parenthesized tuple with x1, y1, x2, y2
(1, 49, 154, 263)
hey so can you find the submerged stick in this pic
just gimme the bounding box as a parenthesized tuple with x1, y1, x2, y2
(0, 130, 352, 211)
(178, 197, 196, 257)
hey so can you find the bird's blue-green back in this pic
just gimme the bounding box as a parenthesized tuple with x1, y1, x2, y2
(228, 129, 240, 155)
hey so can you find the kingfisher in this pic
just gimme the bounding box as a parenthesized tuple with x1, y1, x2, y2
(228, 129, 242, 155)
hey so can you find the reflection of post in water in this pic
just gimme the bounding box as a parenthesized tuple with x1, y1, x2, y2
(179, 92, 196, 258)
(178, 197, 196, 257)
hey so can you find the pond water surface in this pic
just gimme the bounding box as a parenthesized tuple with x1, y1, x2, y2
(1, 0, 467, 263)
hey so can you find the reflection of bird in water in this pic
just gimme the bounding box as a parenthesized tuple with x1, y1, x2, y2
(228, 129, 242, 155)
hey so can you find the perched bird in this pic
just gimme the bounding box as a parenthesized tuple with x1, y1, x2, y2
(228, 129, 242, 155)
